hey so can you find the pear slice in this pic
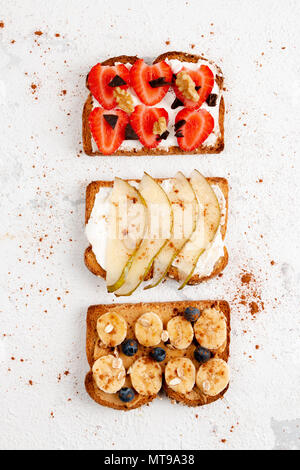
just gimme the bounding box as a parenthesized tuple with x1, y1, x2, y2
(114, 173, 173, 297)
(145, 172, 198, 289)
(106, 178, 147, 293)
(174, 170, 221, 290)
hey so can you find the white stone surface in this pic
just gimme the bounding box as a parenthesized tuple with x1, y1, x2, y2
(0, 0, 300, 451)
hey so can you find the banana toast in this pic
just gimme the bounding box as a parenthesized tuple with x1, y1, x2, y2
(85, 300, 230, 410)
(83, 51, 224, 156)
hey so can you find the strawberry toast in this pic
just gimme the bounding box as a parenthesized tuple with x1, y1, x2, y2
(83, 51, 225, 156)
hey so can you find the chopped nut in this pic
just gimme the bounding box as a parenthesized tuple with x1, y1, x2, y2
(177, 367, 184, 378)
(153, 116, 167, 135)
(112, 357, 123, 369)
(169, 377, 181, 386)
(104, 323, 114, 334)
(113, 347, 119, 357)
(113, 86, 134, 113)
(175, 71, 199, 102)
(161, 330, 169, 342)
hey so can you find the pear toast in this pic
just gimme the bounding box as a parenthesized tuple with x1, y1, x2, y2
(85, 300, 230, 410)
(83, 51, 224, 156)
(84, 176, 228, 287)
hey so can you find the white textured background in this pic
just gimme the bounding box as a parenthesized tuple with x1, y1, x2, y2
(0, 0, 300, 451)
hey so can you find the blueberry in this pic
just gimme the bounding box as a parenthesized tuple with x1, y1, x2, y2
(121, 339, 138, 357)
(194, 346, 212, 364)
(119, 387, 135, 403)
(184, 307, 201, 323)
(150, 347, 166, 362)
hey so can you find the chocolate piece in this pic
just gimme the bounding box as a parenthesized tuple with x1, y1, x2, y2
(149, 77, 173, 88)
(206, 93, 218, 106)
(156, 130, 170, 141)
(174, 119, 186, 132)
(171, 97, 184, 110)
(195, 85, 201, 91)
(103, 114, 118, 129)
(125, 123, 139, 140)
(108, 75, 127, 87)
(175, 130, 184, 138)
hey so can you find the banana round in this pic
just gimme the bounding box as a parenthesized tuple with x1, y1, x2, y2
(92, 355, 126, 394)
(167, 316, 194, 350)
(130, 356, 162, 395)
(194, 308, 227, 351)
(97, 312, 127, 347)
(135, 312, 163, 347)
(196, 358, 229, 397)
(165, 358, 196, 394)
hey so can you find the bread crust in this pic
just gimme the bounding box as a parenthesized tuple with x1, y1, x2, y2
(82, 51, 225, 156)
(85, 300, 230, 410)
(84, 177, 229, 285)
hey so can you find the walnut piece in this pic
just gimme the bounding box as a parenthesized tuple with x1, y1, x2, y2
(175, 71, 199, 102)
(153, 116, 167, 135)
(113, 86, 134, 113)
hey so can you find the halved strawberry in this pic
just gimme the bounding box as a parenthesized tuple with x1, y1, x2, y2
(175, 108, 214, 151)
(88, 63, 130, 109)
(89, 108, 129, 155)
(174, 65, 214, 109)
(130, 105, 169, 148)
(130, 59, 173, 106)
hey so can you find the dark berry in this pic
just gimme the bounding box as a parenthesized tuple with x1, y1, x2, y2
(194, 346, 212, 364)
(121, 339, 138, 357)
(119, 387, 135, 403)
(184, 307, 201, 322)
(150, 347, 166, 362)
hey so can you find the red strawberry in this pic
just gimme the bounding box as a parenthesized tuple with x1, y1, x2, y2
(89, 108, 129, 155)
(175, 108, 214, 151)
(130, 59, 173, 106)
(130, 105, 169, 148)
(88, 63, 130, 109)
(174, 65, 214, 109)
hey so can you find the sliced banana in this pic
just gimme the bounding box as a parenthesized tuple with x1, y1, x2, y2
(97, 312, 127, 347)
(167, 315, 194, 350)
(92, 355, 126, 394)
(130, 356, 162, 396)
(165, 358, 196, 394)
(196, 358, 229, 397)
(194, 308, 227, 351)
(135, 312, 163, 347)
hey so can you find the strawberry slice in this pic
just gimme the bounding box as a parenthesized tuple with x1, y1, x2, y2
(88, 63, 130, 109)
(130, 59, 173, 106)
(130, 105, 169, 148)
(175, 108, 214, 151)
(89, 108, 129, 155)
(174, 65, 214, 109)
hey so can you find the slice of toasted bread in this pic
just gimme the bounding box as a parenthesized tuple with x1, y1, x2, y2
(82, 51, 224, 156)
(84, 177, 229, 286)
(85, 300, 230, 410)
